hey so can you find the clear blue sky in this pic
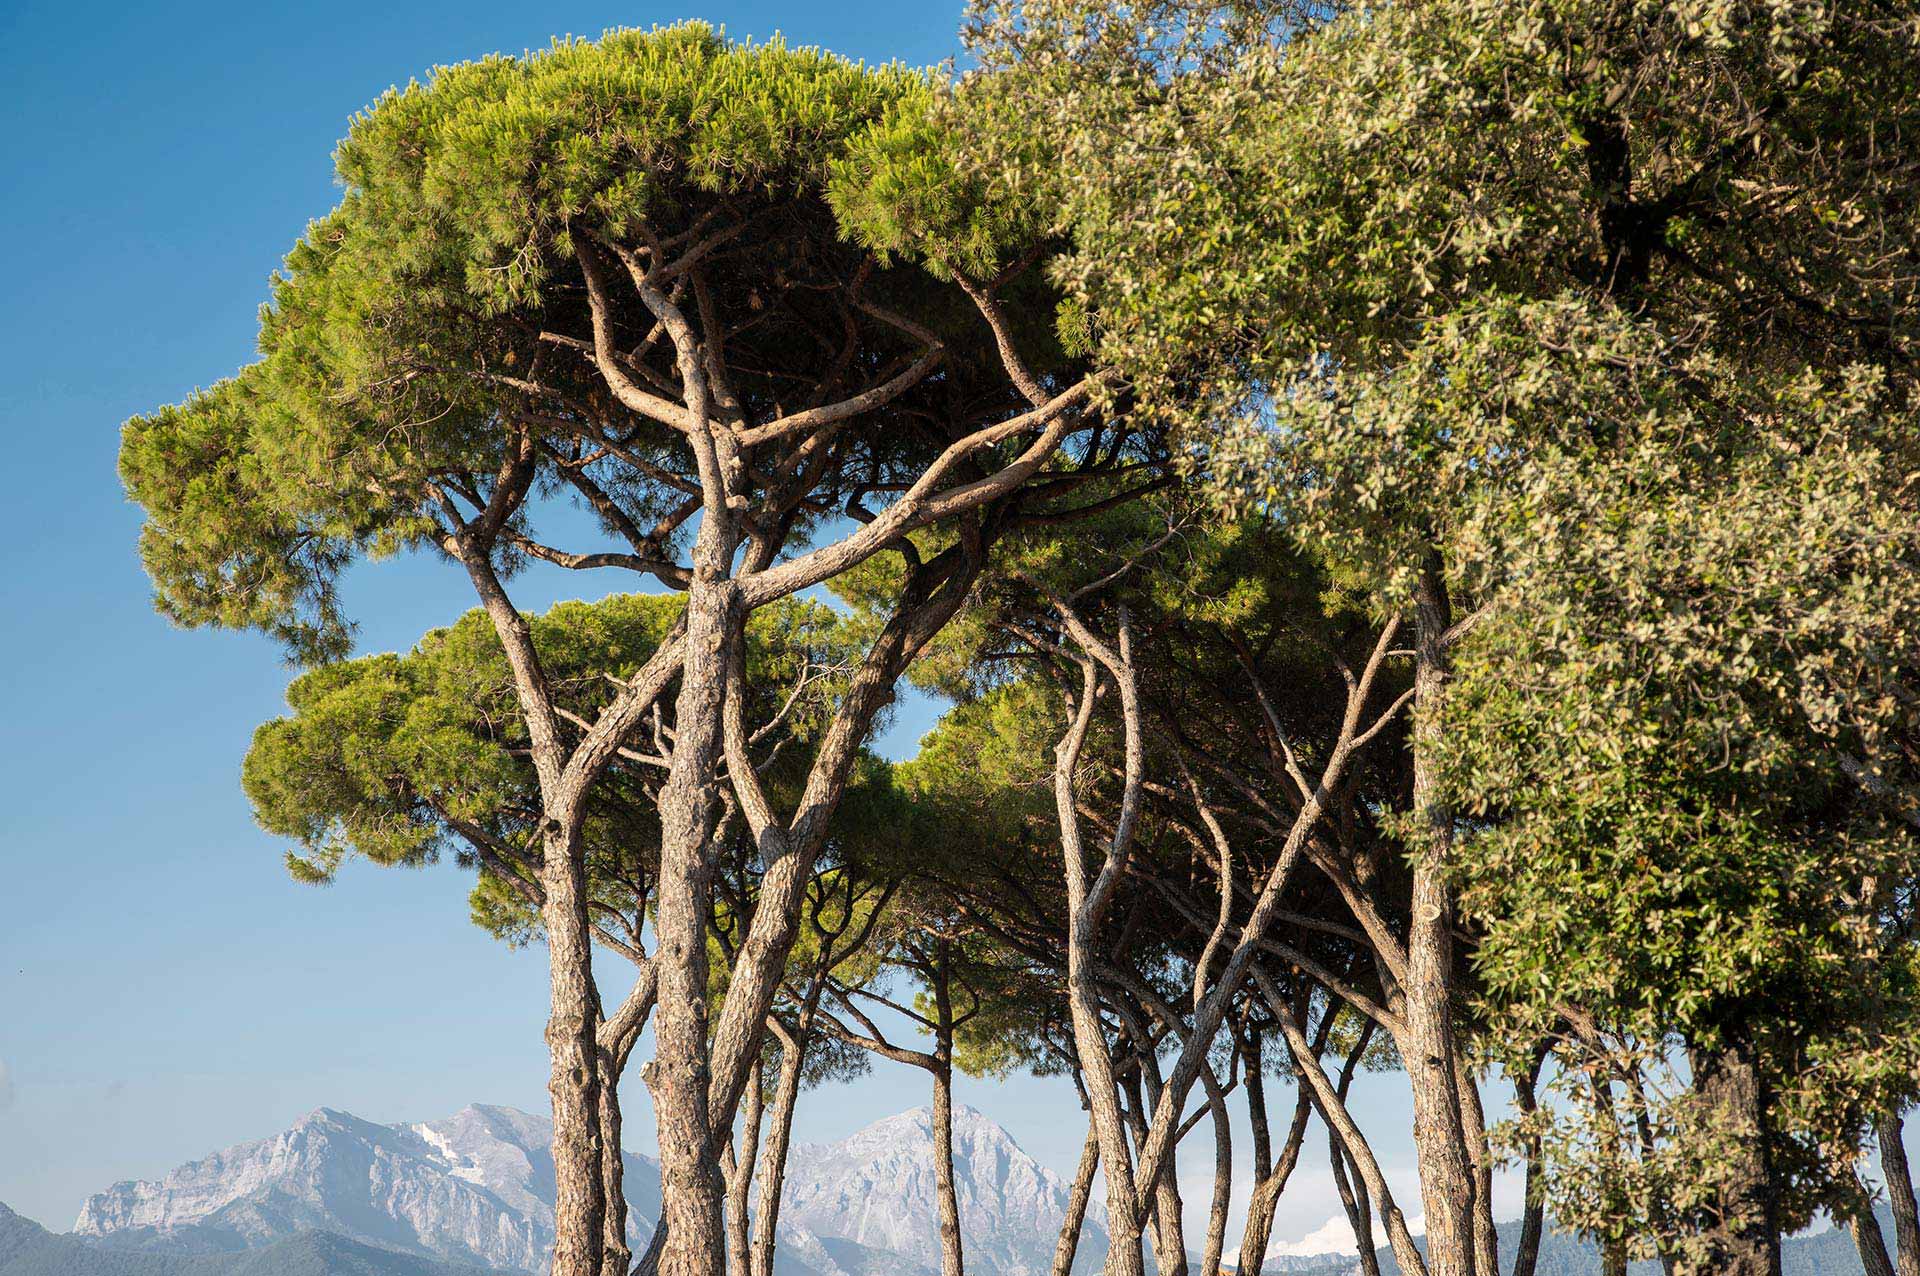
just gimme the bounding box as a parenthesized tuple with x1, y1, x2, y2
(0, 0, 1482, 1253)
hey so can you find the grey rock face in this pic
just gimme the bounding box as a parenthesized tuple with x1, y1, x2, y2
(72, 1106, 655, 1274)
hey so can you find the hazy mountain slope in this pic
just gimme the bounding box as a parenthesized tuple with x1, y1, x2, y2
(0, 1204, 496, 1276)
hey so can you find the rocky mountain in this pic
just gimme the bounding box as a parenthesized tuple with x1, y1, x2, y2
(70, 1106, 656, 1273)
(61, 1104, 1089, 1276)
(780, 1106, 1103, 1276)
(42, 1104, 1891, 1276)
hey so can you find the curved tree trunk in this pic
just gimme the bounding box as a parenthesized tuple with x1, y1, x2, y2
(1879, 1112, 1920, 1276)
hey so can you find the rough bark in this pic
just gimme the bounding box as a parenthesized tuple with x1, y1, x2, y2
(1121, 1066, 1187, 1276)
(932, 952, 966, 1276)
(1880, 1111, 1920, 1276)
(599, 1053, 632, 1276)
(1454, 1058, 1497, 1276)
(1683, 1036, 1779, 1276)
(724, 1054, 765, 1276)
(1404, 562, 1481, 1276)
(1850, 1177, 1898, 1276)
(1054, 658, 1147, 1276)
(1053, 1125, 1101, 1276)
(651, 562, 739, 1276)
(544, 828, 608, 1276)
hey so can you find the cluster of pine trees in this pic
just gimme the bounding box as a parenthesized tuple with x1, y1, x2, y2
(118, 4, 1920, 1276)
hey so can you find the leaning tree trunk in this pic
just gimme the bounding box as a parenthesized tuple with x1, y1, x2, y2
(1053, 1125, 1101, 1276)
(544, 829, 608, 1276)
(1683, 1035, 1779, 1276)
(1880, 1112, 1920, 1276)
(1256, 967, 1426, 1276)
(1330, 1126, 1382, 1276)
(1849, 1175, 1897, 1276)
(1405, 561, 1482, 1276)
(1328, 1019, 1382, 1276)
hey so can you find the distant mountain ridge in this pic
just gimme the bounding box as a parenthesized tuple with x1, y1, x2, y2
(0, 1201, 497, 1276)
(24, 1105, 1890, 1276)
(52, 1104, 1096, 1276)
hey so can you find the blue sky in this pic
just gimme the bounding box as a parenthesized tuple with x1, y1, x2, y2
(0, 0, 1474, 1253)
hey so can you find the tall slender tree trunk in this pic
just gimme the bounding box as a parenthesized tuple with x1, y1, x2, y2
(1329, 1019, 1381, 1276)
(1055, 660, 1146, 1276)
(1053, 1125, 1101, 1276)
(652, 554, 739, 1276)
(1124, 1068, 1187, 1276)
(1454, 1060, 1497, 1276)
(1405, 562, 1480, 1276)
(932, 1062, 966, 1276)
(1880, 1112, 1920, 1276)
(1255, 967, 1424, 1276)
(1509, 1049, 1548, 1276)
(1683, 1035, 1779, 1276)
(751, 1029, 810, 1276)
(599, 1047, 632, 1276)
(932, 951, 967, 1276)
(545, 828, 608, 1276)
(1237, 1022, 1315, 1276)
(725, 1054, 765, 1276)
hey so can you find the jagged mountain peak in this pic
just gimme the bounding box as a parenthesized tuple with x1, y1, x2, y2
(783, 1101, 1102, 1276)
